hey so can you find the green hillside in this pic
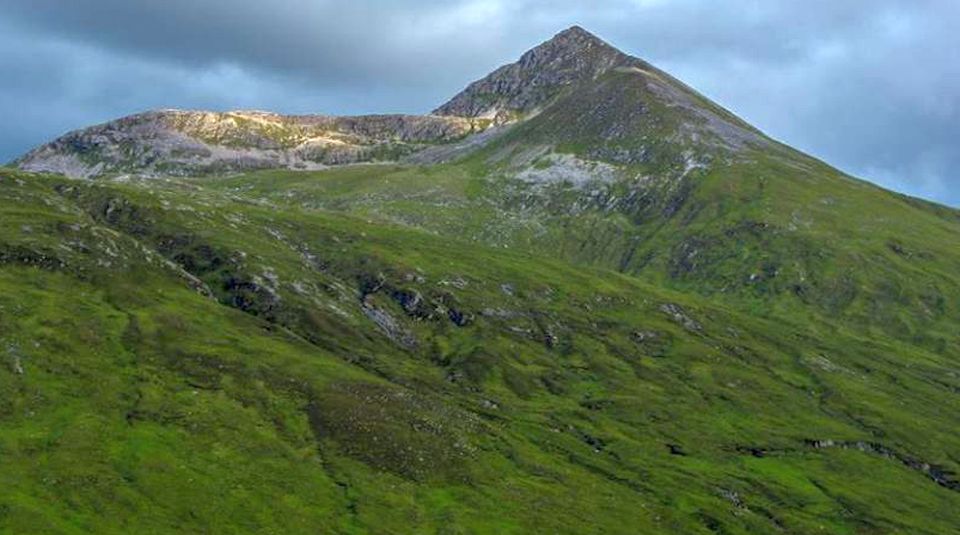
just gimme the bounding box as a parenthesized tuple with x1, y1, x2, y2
(3, 25, 959, 535)
(2, 164, 959, 534)
(204, 150, 960, 355)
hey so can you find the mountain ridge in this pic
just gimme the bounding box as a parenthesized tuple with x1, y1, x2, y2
(15, 26, 770, 179)
(13, 109, 490, 178)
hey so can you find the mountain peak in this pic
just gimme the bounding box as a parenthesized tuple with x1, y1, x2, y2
(434, 26, 637, 121)
(558, 24, 590, 35)
(547, 25, 613, 51)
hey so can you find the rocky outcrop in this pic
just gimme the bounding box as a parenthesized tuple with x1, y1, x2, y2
(805, 439, 960, 492)
(659, 303, 703, 333)
(434, 26, 639, 122)
(16, 110, 489, 178)
(733, 439, 960, 493)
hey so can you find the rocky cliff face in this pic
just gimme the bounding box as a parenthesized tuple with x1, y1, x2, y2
(16, 110, 488, 178)
(434, 26, 640, 122)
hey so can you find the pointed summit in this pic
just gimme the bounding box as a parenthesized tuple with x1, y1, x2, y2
(534, 24, 626, 53)
(557, 24, 592, 36)
(434, 26, 639, 121)
(545, 25, 617, 54)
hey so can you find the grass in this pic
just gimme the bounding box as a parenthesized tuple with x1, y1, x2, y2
(1, 165, 959, 533)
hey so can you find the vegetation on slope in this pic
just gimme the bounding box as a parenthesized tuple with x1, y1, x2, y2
(4, 24, 959, 535)
(2, 168, 959, 534)
(201, 148, 960, 357)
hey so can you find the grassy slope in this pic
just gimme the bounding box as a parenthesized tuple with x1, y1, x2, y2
(206, 145, 960, 358)
(2, 168, 959, 534)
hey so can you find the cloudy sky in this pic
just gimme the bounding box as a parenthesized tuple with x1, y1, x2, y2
(2, 0, 957, 206)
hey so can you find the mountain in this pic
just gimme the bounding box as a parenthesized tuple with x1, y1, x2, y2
(14, 110, 488, 178)
(3, 27, 959, 534)
(16, 26, 765, 177)
(434, 25, 641, 120)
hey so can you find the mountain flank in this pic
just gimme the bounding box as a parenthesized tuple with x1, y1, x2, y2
(2, 25, 959, 535)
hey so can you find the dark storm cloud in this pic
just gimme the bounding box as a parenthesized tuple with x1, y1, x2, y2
(0, 0, 513, 91)
(1, 0, 957, 205)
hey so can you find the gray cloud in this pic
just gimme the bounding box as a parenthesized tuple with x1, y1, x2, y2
(1, 0, 957, 206)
